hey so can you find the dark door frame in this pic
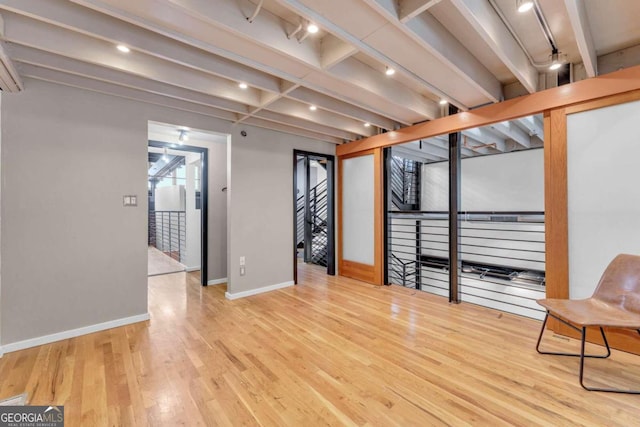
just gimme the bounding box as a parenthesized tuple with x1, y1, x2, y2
(149, 140, 209, 286)
(293, 150, 336, 284)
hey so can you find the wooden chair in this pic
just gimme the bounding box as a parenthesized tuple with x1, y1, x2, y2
(536, 254, 640, 393)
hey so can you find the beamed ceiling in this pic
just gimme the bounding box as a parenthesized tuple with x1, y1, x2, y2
(0, 0, 639, 147)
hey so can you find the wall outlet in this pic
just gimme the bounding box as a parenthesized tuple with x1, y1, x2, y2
(240, 266, 246, 276)
(239, 256, 246, 266)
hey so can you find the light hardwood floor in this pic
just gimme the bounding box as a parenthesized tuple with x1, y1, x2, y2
(1, 264, 640, 426)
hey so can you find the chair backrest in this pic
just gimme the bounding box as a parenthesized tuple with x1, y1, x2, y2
(593, 254, 640, 313)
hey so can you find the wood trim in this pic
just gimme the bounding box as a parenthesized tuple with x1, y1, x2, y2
(339, 260, 377, 283)
(337, 64, 640, 157)
(337, 148, 384, 285)
(544, 109, 568, 301)
(564, 88, 640, 115)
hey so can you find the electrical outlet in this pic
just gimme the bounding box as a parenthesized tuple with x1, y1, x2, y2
(240, 266, 246, 276)
(240, 256, 246, 266)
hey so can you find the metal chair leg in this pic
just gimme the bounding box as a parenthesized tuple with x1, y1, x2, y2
(579, 327, 640, 394)
(536, 312, 610, 358)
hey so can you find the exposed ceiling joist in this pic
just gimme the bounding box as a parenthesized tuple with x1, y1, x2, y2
(286, 86, 397, 130)
(2, 13, 264, 105)
(364, 0, 503, 104)
(71, 0, 430, 126)
(399, 0, 442, 23)
(0, 0, 283, 92)
(448, 0, 538, 93)
(487, 121, 531, 149)
(273, 0, 442, 118)
(0, 42, 22, 92)
(8, 44, 251, 115)
(564, 0, 597, 78)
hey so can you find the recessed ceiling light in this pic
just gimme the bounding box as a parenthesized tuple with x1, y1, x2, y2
(364, 122, 371, 127)
(238, 82, 248, 89)
(516, 0, 534, 13)
(307, 23, 319, 34)
(309, 105, 317, 111)
(439, 99, 448, 105)
(385, 67, 395, 76)
(116, 44, 130, 53)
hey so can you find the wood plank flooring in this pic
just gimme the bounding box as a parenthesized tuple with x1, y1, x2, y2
(1, 264, 640, 425)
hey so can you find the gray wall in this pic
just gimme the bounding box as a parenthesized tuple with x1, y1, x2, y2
(1, 78, 333, 346)
(228, 128, 335, 295)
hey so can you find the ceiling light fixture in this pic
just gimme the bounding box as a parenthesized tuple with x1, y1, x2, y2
(385, 67, 395, 76)
(439, 99, 448, 105)
(162, 148, 169, 162)
(307, 23, 319, 34)
(309, 105, 317, 111)
(116, 44, 130, 53)
(549, 48, 563, 70)
(516, 0, 534, 13)
(364, 122, 371, 127)
(238, 82, 248, 89)
(179, 130, 189, 143)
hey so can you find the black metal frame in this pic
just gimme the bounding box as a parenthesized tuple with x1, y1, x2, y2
(448, 105, 461, 303)
(536, 311, 640, 393)
(149, 140, 209, 286)
(293, 150, 336, 284)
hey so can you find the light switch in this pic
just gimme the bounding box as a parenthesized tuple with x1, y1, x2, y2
(123, 195, 138, 207)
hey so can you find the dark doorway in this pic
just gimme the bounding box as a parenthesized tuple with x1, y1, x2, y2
(293, 150, 336, 283)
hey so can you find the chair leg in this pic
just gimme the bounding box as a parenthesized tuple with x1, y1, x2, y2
(579, 327, 640, 394)
(536, 312, 609, 358)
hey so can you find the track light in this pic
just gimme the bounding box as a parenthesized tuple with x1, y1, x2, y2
(385, 67, 395, 76)
(116, 44, 130, 53)
(516, 0, 534, 13)
(364, 122, 371, 127)
(307, 23, 319, 34)
(178, 130, 188, 143)
(309, 105, 317, 111)
(549, 49, 563, 71)
(238, 82, 248, 89)
(162, 148, 169, 162)
(439, 99, 448, 105)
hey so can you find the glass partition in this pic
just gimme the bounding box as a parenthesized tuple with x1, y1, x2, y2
(386, 114, 547, 320)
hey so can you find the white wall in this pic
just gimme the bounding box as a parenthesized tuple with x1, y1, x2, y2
(567, 99, 640, 298)
(421, 149, 544, 211)
(155, 185, 185, 211)
(227, 127, 335, 296)
(1, 78, 332, 349)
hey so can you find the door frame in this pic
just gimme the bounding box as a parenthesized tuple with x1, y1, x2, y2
(149, 140, 209, 286)
(293, 150, 336, 284)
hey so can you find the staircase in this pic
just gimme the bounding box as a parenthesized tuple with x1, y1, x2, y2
(296, 179, 329, 267)
(391, 156, 421, 210)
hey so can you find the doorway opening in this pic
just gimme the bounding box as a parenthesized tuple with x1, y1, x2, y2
(293, 150, 335, 283)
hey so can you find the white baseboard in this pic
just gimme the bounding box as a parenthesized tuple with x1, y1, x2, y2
(185, 266, 201, 272)
(207, 278, 228, 286)
(0, 313, 150, 355)
(225, 281, 294, 300)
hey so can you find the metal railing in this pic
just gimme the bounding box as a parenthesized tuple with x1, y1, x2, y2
(390, 156, 420, 210)
(388, 211, 546, 319)
(150, 210, 186, 263)
(296, 179, 328, 266)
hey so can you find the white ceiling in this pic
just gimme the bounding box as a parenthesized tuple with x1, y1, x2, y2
(0, 0, 638, 146)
